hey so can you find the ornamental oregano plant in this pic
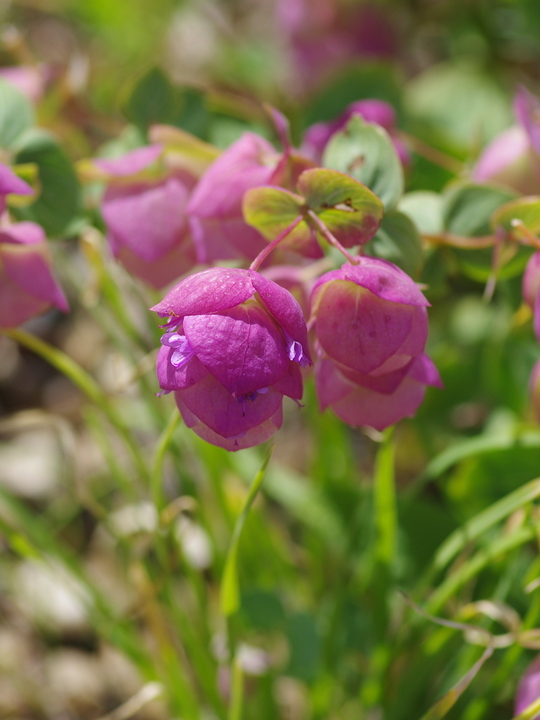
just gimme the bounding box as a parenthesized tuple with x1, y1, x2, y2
(5, 39, 540, 720)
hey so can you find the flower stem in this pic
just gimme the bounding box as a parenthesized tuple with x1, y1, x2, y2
(249, 215, 303, 271)
(306, 209, 361, 264)
(3, 327, 150, 482)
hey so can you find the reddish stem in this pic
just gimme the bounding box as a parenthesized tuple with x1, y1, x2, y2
(249, 214, 304, 271)
(306, 209, 361, 265)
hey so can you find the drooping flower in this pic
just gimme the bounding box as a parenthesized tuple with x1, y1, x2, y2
(152, 267, 311, 450)
(310, 258, 441, 430)
(187, 133, 282, 263)
(473, 86, 540, 194)
(0, 221, 68, 328)
(302, 99, 409, 165)
(515, 656, 540, 719)
(90, 145, 197, 288)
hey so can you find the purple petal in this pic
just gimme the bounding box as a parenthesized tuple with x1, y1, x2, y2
(183, 303, 289, 395)
(102, 176, 190, 263)
(338, 359, 415, 395)
(177, 394, 282, 451)
(249, 270, 312, 363)
(94, 145, 163, 177)
(0, 163, 34, 198)
(156, 347, 207, 391)
(314, 279, 415, 374)
(408, 354, 443, 388)
(523, 252, 540, 309)
(177, 373, 283, 438)
(151, 267, 255, 317)
(272, 361, 303, 400)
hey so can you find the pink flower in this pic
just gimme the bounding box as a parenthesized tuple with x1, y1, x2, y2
(515, 656, 540, 718)
(0, 65, 50, 103)
(473, 86, 540, 194)
(152, 267, 311, 450)
(0, 163, 34, 215)
(94, 145, 196, 289)
(302, 100, 409, 165)
(0, 221, 68, 328)
(310, 258, 441, 430)
(187, 133, 282, 263)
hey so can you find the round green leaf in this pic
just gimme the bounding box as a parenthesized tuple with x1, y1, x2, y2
(0, 79, 34, 149)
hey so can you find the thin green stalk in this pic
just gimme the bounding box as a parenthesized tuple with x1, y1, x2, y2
(151, 410, 181, 515)
(228, 660, 244, 720)
(4, 328, 150, 482)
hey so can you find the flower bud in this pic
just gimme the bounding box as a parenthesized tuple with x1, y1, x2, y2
(310, 258, 441, 430)
(152, 267, 311, 450)
(0, 221, 68, 328)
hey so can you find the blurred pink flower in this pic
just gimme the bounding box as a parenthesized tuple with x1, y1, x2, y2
(523, 251, 540, 341)
(0, 221, 68, 328)
(152, 267, 311, 450)
(473, 86, 540, 194)
(187, 133, 282, 263)
(0, 163, 34, 215)
(310, 258, 441, 430)
(515, 656, 540, 718)
(95, 145, 197, 289)
(0, 64, 50, 103)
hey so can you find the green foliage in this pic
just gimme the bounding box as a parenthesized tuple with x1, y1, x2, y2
(323, 115, 404, 209)
(13, 130, 82, 238)
(0, 79, 34, 149)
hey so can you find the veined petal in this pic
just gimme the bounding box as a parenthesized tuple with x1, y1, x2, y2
(177, 394, 282, 451)
(183, 303, 289, 395)
(177, 372, 283, 438)
(156, 347, 207, 391)
(315, 280, 413, 374)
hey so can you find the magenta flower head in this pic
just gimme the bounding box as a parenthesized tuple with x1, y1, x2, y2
(302, 100, 409, 165)
(515, 656, 540, 718)
(92, 145, 196, 289)
(187, 133, 282, 263)
(473, 86, 540, 194)
(0, 221, 68, 328)
(310, 258, 442, 430)
(151, 267, 312, 451)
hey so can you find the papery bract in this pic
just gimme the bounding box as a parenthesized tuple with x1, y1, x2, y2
(310, 258, 440, 430)
(93, 145, 197, 288)
(187, 133, 282, 263)
(0, 221, 68, 328)
(152, 267, 311, 450)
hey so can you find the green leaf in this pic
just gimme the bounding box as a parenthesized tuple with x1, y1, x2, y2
(0, 79, 34, 149)
(243, 186, 309, 251)
(13, 130, 82, 238)
(322, 115, 404, 210)
(432, 478, 540, 573)
(298, 167, 385, 247)
(285, 613, 321, 682)
(418, 645, 493, 720)
(368, 210, 424, 277)
(122, 68, 208, 137)
(220, 447, 273, 616)
(443, 183, 517, 237)
(491, 196, 540, 235)
(399, 191, 444, 235)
